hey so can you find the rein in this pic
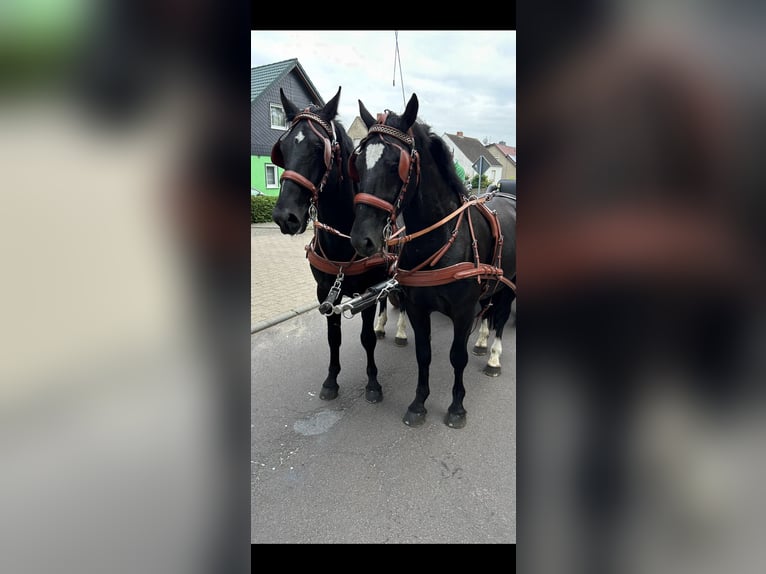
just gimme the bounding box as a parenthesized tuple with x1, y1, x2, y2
(386, 194, 486, 247)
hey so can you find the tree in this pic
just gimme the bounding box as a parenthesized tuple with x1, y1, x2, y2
(470, 174, 491, 190)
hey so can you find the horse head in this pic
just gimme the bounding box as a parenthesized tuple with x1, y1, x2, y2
(271, 86, 342, 235)
(350, 93, 420, 257)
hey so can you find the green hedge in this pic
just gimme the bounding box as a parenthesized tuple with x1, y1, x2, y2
(251, 195, 278, 223)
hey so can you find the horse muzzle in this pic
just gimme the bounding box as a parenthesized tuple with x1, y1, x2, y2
(350, 230, 382, 258)
(272, 205, 307, 235)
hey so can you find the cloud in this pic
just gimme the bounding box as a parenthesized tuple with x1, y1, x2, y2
(251, 30, 516, 146)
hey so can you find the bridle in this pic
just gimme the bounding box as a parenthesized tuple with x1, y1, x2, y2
(270, 109, 342, 208)
(349, 113, 420, 237)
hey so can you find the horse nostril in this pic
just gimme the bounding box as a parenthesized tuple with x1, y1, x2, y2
(351, 235, 377, 257)
(287, 213, 299, 226)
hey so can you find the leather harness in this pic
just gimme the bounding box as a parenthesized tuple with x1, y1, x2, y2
(351, 116, 515, 294)
(271, 108, 391, 277)
(392, 195, 515, 293)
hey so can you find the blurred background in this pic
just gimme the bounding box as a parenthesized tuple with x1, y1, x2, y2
(518, 1, 766, 572)
(0, 0, 250, 572)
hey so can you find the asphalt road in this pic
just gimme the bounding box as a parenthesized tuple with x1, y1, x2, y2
(251, 307, 516, 544)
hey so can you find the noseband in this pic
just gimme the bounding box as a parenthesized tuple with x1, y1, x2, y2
(270, 109, 341, 206)
(350, 114, 420, 227)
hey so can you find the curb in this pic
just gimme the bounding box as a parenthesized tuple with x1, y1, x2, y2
(251, 301, 319, 334)
(251, 223, 314, 230)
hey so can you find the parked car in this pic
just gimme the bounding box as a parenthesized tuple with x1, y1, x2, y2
(486, 179, 516, 197)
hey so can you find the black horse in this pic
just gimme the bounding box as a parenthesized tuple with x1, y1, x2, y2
(271, 86, 407, 402)
(349, 93, 516, 428)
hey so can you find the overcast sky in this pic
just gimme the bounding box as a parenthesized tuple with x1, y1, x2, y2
(251, 30, 516, 147)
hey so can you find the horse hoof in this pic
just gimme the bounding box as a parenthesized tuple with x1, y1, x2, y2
(472, 345, 488, 356)
(445, 412, 467, 429)
(319, 387, 339, 400)
(375, 331, 385, 339)
(403, 410, 427, 427)
(483, 365, 501, 377)
(365, 389, 383, 403)
(394, 337, 408, 347)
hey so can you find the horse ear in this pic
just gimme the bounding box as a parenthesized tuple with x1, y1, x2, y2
(321, 86, 341, 121)
(401, 93, 419, 130)
(280, 87, 300, 122)
(359, 100, 376, 128)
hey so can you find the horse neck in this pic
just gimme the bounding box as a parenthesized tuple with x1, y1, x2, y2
(401, 153, 462, 241)
(314, 133, 356, 252)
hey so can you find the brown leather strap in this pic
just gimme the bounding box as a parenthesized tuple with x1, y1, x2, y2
(280, 170, 318, 199)
(404, 210, 466, 273)
(397, 262, 515, 291)
(387, 195, 488, 247)
(466, 207, 482, 281)
(293, 110, 334, 141)
(313, 220, 351, 239)
(390, 194, 515, 293)
(367, 119, 414, 147)
(476, 201, 504, 268)
(305, 243, 391, 276)
(354, 192, 396, 215)
(428, 216, 462, 268)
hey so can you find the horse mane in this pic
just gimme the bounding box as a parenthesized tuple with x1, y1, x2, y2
(410, 120, 466, 202)
(332, 119, 356, 189)
(332, 118, 352, 155)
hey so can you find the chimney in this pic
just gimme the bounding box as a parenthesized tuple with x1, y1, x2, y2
(456, 131, 463, 137)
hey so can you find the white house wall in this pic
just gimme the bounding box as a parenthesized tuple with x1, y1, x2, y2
(441, 133, 502, 185)
(485, 166, 502, 183)
(441, 134, 471, 179)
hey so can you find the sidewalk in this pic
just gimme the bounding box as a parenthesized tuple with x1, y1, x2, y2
(251, 223, 319, 332)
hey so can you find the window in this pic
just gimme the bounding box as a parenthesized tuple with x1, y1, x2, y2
(265, 165, 279, 189)
(270, 104, 287, 130)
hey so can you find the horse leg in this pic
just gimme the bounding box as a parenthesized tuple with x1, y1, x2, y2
(472, 318, 490, 356)
(403, 307, 432, 427)
(483, 289, 514, 377)
(360, 304, 382, 403)
(319, 312, 342, 400)
(484, 335, 504, 377)
(445, 312, 474, 428)
(374, 299, 387, 339)
(394, 307, 408, 347)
